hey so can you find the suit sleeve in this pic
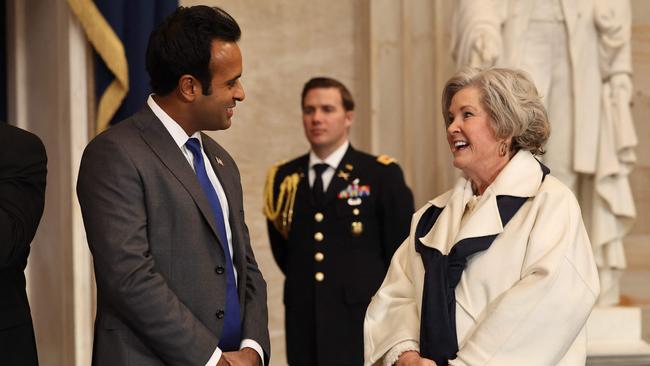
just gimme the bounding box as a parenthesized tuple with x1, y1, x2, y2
(229, 160, 271, 364)
(379, 163, 414, 265)
(0, 129, 47, 267)
(76, 136, 219, 365)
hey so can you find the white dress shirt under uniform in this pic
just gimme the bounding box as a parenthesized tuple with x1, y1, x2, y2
(308, 140, 350, 191)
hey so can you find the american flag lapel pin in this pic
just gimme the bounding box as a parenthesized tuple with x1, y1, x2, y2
(215, 156, 224, 166)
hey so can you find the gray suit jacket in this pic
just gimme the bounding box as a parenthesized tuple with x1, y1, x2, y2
(77, 107, 270, 365)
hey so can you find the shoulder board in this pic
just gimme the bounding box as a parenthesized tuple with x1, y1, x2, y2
(376, 154, 396, 165)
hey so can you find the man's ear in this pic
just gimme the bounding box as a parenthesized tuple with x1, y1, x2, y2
(178, 75, 200, 102)
(344, 110, 355, 128)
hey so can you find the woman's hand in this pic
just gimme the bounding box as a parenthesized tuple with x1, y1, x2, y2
(395, 351, 437, 366)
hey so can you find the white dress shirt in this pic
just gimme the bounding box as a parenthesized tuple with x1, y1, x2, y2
(308, 140, 350, 191)
(147, 96, 264, 366)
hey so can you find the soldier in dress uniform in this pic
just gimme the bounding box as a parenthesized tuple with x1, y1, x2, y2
(264, 77, 414, 366)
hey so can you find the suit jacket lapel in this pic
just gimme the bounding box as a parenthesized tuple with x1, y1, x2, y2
(201, 134, 245, 275)
(135, 108, 222, 246)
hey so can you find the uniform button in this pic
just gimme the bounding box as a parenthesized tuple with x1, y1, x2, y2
(314, 232, 324, 242)
(216, 309, 225, 319)
(352, 208, 360, 216)
(314, 252, 324, 262)
(314, 212, 324, 222)
(315, 272, 325, 282)
(214, 266, 225, 275)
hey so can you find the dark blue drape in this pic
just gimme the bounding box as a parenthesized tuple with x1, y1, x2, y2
(94, 0, 177, 126)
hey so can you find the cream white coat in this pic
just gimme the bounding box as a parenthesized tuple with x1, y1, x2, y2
(364, 151, 600, 365)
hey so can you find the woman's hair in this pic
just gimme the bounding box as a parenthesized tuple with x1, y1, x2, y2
(442, 67, 550, 155)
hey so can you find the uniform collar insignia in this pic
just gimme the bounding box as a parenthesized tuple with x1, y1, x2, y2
(337, 170, 350, 180)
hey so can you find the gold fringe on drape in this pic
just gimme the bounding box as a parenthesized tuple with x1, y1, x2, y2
(67, 0, 129, 135)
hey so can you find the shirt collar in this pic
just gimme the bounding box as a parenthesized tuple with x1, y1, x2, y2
(147, 95, 202, 148)
(309, 140, 350, 170)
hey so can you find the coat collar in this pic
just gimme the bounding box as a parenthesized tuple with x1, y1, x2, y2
(421, 150, 544, 253)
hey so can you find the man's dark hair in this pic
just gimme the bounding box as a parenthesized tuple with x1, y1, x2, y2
(146, 6, 241, 96)
(301, 77, 355, 111)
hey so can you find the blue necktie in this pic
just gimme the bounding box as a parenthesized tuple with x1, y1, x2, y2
(185, 138, 241, 351)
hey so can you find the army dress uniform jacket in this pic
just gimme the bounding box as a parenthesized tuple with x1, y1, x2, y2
(265, 145, 414, 366)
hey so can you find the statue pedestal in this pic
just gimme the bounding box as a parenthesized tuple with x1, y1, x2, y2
(587, 306, 650, 365)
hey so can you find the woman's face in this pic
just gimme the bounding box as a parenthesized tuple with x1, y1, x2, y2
(447, 87, 508, 182)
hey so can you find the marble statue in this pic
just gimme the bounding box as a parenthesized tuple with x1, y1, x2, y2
(451, 0, 637, 305)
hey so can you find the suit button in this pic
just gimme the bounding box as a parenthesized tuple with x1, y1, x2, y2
(215, 266, 225, 275)
(216, 310, 225, 319)
(315, 272, 324, 282)
(314, 232, 324, 242)
(314, 252, 324, 262)
(314, 212, 324, 222)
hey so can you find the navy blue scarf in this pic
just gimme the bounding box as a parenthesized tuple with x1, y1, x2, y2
(415, 162, 549, 365)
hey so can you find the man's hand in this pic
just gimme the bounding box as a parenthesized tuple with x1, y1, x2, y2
(222, 347, 262, 366)
(396, 351, 437, 366)
(217, 355, 232, 366)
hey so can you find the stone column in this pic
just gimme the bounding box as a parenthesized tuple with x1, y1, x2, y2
(6, 0, 94, 364)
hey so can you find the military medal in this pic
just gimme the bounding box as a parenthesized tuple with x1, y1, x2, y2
(338, 178, 371, 207)
(351, 221, 363, 236)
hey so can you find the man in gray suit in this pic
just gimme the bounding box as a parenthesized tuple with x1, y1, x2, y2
(77, 6, 269, 366)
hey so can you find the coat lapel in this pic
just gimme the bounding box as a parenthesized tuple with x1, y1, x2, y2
(136, 108, 222, 247)
(419, 179, 474, 254)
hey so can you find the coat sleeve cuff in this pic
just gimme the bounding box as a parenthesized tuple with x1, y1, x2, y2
(384, 340, 419, 366)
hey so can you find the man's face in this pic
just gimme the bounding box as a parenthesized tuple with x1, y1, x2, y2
(193, 40, 245, 131)
(302, 87, 353, 155)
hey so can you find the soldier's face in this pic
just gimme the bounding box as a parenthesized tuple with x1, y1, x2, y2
(302, 88, 353, 155)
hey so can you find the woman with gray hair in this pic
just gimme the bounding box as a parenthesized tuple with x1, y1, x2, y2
(364, 68, 599, 366)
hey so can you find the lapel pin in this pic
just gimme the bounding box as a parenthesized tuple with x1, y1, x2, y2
(215, 156, 224, 166)
(345, 164, 354, 171)
(337, 170, 350, 180)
